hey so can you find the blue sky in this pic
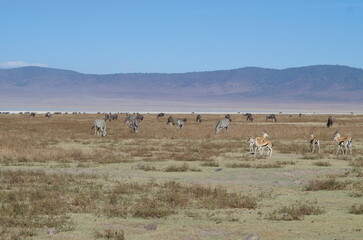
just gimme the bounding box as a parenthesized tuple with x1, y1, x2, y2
(1, 0, 362, 74)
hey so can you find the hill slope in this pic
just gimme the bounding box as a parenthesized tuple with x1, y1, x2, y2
(0, 65, 362, 111)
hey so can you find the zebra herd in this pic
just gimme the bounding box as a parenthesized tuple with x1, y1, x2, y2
(92, 113, 353, 156)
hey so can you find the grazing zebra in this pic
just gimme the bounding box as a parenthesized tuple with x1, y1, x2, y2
(327, 116, 333, 128)
(110, 113, 118, 121)
(130, 117, 139, 133)
(310, 134, 320, 153)
(245, 113, 254, 122)
(266, 114, 277, 122)
(215, 119, 230, 134)
(225, 114, 232, 122)
(29, 112, 36, 118)
(45, 112, 51, 118)
(167, 116, 175, 125)
(157, 113, 165, 118)
(92, 119, 107, 137)
(124, 113, 143, 124)
(196, 114, 202, 123)
(176, 118, 187, 129)
(333, 131, 352, 155)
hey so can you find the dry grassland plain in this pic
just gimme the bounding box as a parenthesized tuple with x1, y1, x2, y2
(0, 113, 362, 240)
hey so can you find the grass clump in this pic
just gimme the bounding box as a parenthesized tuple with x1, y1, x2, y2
(349, 204, 363, 215)
(102, 181, 258, 219)
(225, 161, 294, 169)
(0, 170, 99, 238)
(134, 163, 157, 171)
(94, 228, 125, 240)
(200, 161, 219, 167)
(164, 163, 201, 172)
(304, 178, 349, 191)
(313, 161, 332, 167)
(267, 201, 324, 221)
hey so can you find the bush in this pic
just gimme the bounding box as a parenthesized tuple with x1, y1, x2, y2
(267, 202, 324, 221)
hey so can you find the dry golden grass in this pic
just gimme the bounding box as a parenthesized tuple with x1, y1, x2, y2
(1, 113, 363, 240)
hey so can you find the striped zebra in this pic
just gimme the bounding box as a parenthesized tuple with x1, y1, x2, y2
(176, 118, 187, 130)
(92, 119, 107, 137)
(333, 131, 352, 155)
(215, 119, 230, 134)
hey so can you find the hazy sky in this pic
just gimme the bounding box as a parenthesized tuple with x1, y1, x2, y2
(1, 0, 362, 74)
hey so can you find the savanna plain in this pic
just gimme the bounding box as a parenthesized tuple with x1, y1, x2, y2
(0, 113, 362, 240)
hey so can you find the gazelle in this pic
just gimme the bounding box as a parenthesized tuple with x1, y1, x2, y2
(310, 134, 320, 153)
(333, 131, 352, 155)
(252, 131, 273, 156)
(247, 131, 269, 153)
(255, 138, 273, 156)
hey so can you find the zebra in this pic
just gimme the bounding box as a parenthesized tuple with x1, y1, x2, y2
(266, 114, 277, 122)
(245, 113, 254, 122)
(215, 119, 230, 134)
(327, 116, 333, 128)
(29, 112, 36, 118)
(176, 118, 187, 130)
(45, 112, 51, 118)
(130, 117, 139, 133)
(196, 114, 202, 123)
(110, 113, 118, 121)
(92, 119, 107, 137)
(333, 131, 352, 155)
(310, 134, 320, 153)
(167, 116, 175, 125)
(225, 114, 232, 122)
(124, 113, 143, 124)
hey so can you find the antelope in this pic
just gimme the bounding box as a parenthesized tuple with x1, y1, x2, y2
(247, 138, 257, 152)
(333, 131, 352, 155)
(254, 138, 273, 156)
(247, 131, 269, 154)
(310, 134, 320, 153)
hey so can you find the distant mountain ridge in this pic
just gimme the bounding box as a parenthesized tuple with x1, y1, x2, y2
(0, 65, 362, 111)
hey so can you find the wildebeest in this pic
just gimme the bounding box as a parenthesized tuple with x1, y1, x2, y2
(167, 116, 175, 125)
(327, 116, 333, 128)
(176, 118, 187, 129)
(196, 114, 202, 123)
(136, 113, 144, 121)
(92, 119, 107, 137)
(266, 114, 277, 122)
(215, 118, 230, 134)
(157, 113, 165, 118)
(104, 113, 110, 121)
(29, 112, 36, 118)
(245, 113, 254, 122)
(45, 112, 51, 118)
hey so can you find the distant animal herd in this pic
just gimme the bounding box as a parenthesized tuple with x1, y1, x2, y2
(4, 112, 353, 156)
